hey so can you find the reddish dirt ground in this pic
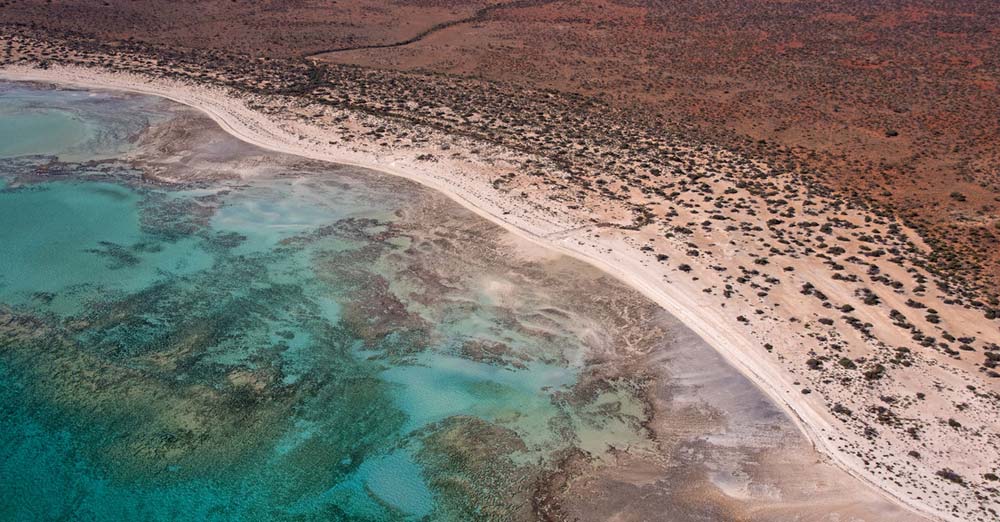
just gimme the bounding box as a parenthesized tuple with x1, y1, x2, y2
(4, 0, 999, 292)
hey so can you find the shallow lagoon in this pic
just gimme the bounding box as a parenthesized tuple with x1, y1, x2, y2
(0, 83, 157, 161)
(0, 84, 651, 521)
(0, 82, 915, 522)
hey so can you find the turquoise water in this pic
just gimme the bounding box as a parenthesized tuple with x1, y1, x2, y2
(0, 84, 650, 521)
(0, 181, 212, 314)
(0, 108, 93, 157)
(0, 83, 159, 161)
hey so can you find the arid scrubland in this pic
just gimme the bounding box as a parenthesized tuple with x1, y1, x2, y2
(309, 0, 1000, 295)
(3, 25, 1000, 522)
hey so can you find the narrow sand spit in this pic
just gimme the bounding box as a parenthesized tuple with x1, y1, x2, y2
(2, 64, 993, 522)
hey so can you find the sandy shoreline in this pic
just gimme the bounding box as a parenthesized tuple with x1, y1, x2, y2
(0, 64, 963, 521)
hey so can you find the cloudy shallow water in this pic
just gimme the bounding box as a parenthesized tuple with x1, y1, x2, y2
(0, 82, 913, 521)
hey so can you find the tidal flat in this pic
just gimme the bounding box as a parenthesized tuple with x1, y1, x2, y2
(0, 82, 912, 521)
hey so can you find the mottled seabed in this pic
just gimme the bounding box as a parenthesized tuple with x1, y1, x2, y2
(0, 83, 915, 521)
